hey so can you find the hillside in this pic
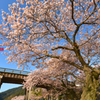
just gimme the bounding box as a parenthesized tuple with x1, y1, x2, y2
(0, 86, 100, 100)
(0, 86, 25, 100)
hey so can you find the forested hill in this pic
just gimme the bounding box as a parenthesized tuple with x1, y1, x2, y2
(0, 86, 25, 100)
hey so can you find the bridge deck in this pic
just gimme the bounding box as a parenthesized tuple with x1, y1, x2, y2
(0, 67, 30, 75)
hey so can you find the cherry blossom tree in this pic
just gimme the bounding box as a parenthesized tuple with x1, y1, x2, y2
(23, 59, 82, 100)
(0, 0, 100, 100)
(11, 95, 24, 100)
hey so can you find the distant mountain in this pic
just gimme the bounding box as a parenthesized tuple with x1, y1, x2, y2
(0, 86, 25, 100)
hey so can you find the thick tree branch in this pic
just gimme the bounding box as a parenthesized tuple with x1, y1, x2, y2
(40, 19, 74, 46)
(52, 46, 74, 51)
(67, 72, 84, 83)
(81, 0, 98, 25)
(55, 72, 84, 83)
(45, 53, 83, 70)
(83, 22, 98, 25)
(73, 0, 98, 45)
(73, 25, 80, 45)
(79, 28, 100, 46)
(70, 0, 77, 26)
(74, 46, 87, 66)
(74, 46, 100, 74)
(35, 83, 62, 91)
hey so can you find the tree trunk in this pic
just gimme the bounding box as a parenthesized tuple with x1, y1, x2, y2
(81, 67, 99, 100)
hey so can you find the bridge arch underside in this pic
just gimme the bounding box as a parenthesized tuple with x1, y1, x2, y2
(1, 77, 24, 84)
(0, 72, 27, 87)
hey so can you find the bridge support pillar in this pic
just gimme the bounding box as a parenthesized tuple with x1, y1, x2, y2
(24, 88, 29, 100)
(0, 75, 3, 88)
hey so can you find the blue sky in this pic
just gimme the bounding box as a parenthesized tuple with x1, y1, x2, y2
(0, 0, 34, 93)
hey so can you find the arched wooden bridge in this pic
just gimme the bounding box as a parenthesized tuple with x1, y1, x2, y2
(0, 67, 30, 100)
(0, 67, 30, 87)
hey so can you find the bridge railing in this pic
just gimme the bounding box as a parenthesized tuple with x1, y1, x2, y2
(0, 67, 30, 75)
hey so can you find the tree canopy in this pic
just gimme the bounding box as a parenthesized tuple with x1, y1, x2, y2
(0, 0, 100, 100)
